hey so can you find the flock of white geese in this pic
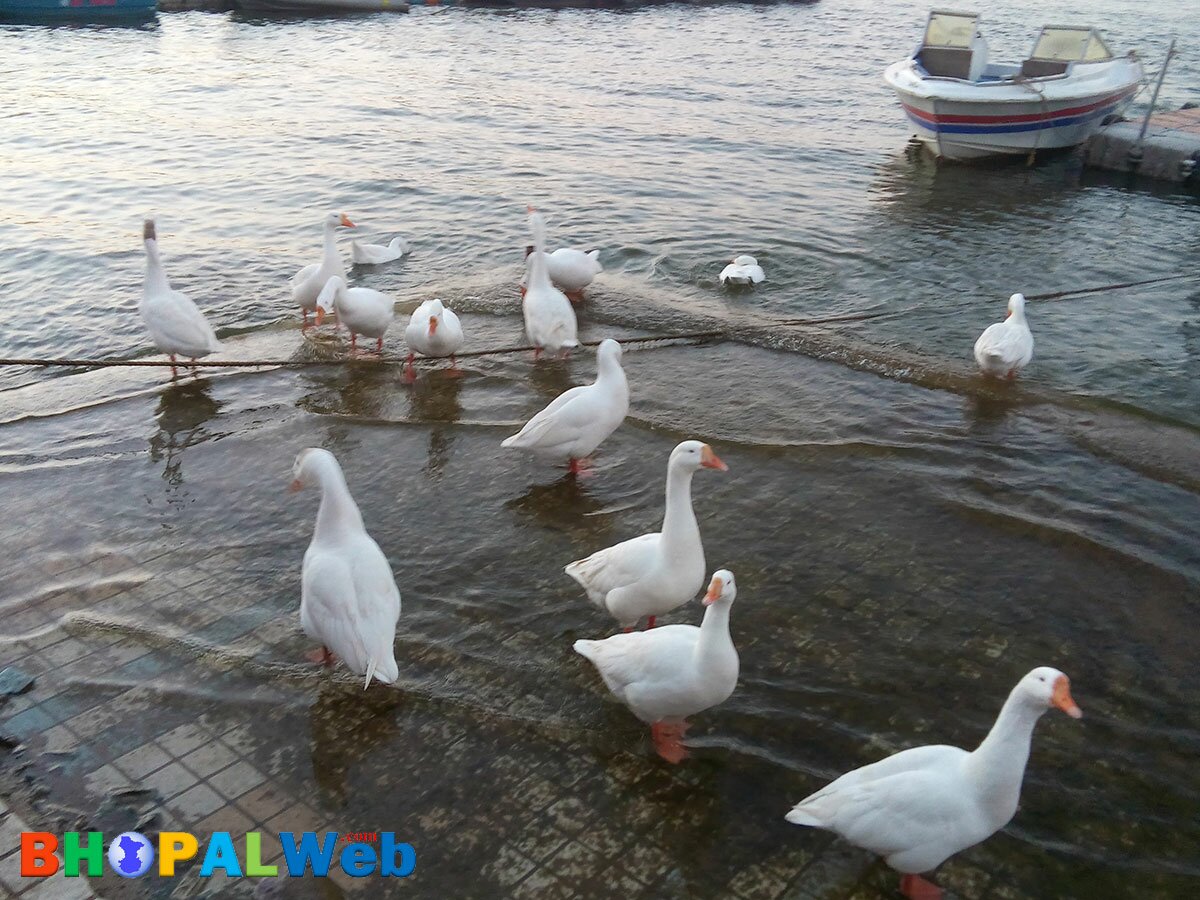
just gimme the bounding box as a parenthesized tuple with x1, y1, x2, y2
(137, 209, 1051, 900)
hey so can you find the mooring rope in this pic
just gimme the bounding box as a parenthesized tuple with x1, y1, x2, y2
(0, 275, 1194, 370)
(1025, 272, 1200, 302)
(0, 309, 895, 370)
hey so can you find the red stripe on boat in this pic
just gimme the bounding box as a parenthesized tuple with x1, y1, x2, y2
(902, 88, 1134, 126)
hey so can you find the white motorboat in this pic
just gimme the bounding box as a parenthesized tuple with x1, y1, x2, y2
(884, 11, 1144, 160)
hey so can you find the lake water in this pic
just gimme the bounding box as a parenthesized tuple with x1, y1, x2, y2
(0, 2, 1198, 898)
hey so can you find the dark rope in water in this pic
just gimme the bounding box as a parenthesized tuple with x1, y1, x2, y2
(1026, 272, 1200, 302)
(0, 309, 895, 369)
(0, 274, 1195, 371)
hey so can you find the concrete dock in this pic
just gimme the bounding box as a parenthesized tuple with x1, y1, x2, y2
(1085, 105, 1200, 186)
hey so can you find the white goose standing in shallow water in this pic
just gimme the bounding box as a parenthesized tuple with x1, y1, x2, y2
(404, 298, 465, 380)
(574, 569, 740, 764)
(291, 448, 401, 689)
(315, 277, 393, 354)
(138, 219, 222, 378)
(523, 245, 603, 303)
(974, 293, 1034, 378)
(786, 667, 1083, 900)
(291, 212, 355, 327)
(501, 338, 629, 475)
(522, 207, 579, 356)
(565, 440, 727, 629)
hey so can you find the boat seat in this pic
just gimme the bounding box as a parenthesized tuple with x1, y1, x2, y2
(1020, 59, 1070, 78)
(917, 47, 975, 80)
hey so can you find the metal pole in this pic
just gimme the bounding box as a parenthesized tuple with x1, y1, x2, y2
(1138, 39, 1176, 143)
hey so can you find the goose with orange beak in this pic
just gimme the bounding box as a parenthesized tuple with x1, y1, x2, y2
(786, 667, 1082, 900)
(404, 298, 465, 382)
(291, 212, 355, 328)
(574, 569, 739, 763)
(565, 440, 727, 630)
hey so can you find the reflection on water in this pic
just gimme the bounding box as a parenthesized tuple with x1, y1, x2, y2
(407, 369, 464, 479)
(148, 377, 223, 490)
(309, 679, 404, 807)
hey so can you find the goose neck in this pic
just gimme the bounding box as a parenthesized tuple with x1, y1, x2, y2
(143, 240, 170, 294)
(660, 462, 698, 547)
(313, 464, 366, 542)
(965, 690, 1043, 801)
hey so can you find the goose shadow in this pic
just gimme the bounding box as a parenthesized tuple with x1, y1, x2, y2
(148, 378, 223, 489)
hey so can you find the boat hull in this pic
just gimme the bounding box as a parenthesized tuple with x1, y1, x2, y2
(0, 0, 155, 16)
(884, 58, 1142, 160)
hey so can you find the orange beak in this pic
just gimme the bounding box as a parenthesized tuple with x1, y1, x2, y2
(339, 214, 356, 228)
(1052, 675, 1083, 719)
(288, 478, 303, 493)
(428, 316, 439, 335)
(315, 307, 326, 326)
(700, 445, 728, 471)
(703, 576, 724, 605)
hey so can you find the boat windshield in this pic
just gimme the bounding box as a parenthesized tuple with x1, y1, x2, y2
(1030, 26, 1113, 62)
(922, 10, 979, 49)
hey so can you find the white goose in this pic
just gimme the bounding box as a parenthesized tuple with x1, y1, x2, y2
(404, 298, 465, 379)
(352, 236, 410, 265)
(565, 440, 727, 629)
(138, 219, 222, 377)
(574, 569, 739, 764)
(786, 667, 1083, 900)
(974, 293, 1034, 378)
(501, 338, 629, 475)
(315, 277, 393, 353)
(291, 448, 401, 690)
(524, 246, 603, 302)
(522, 208, 579, 356)
(291, 212, 355, 326)
(719, 255, 765, 286)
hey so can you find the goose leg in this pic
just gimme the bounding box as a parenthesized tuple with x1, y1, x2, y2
(403, 353, 417, 384)
(302, 309, 310, 329)
(899, 874, 942, 900)
(169, 354, 178, 379)
(349, 332, 358, 355)
(565, 289, 584, 304)
(305, 646, 335, 667)
(376, 337, 383, 354)
(651, 721, 689, 764)
(446, 356, 464, 378)
(645, 616, 656, 630)
(533, 347, 543, 361)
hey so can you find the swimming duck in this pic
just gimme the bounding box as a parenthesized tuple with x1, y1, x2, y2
(138, 219, 222, 378)
(574, 569, 739, 763)
(565, 440, 727, 629)
(522, 208, 579, 356)
(501, 338, 629, 475)
(291, 212, 354, 326)
(974, 293, 1034, 378)
(786, 667, 1082, 900)
(315, 277, 393, 354)
(719, 255, 765, 286)
(352, 236, 410, 265)
(291, 448, 401, 690)
(404, 298, 465, 380)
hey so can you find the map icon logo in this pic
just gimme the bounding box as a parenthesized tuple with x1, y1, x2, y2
(107, 831, 154, 878)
